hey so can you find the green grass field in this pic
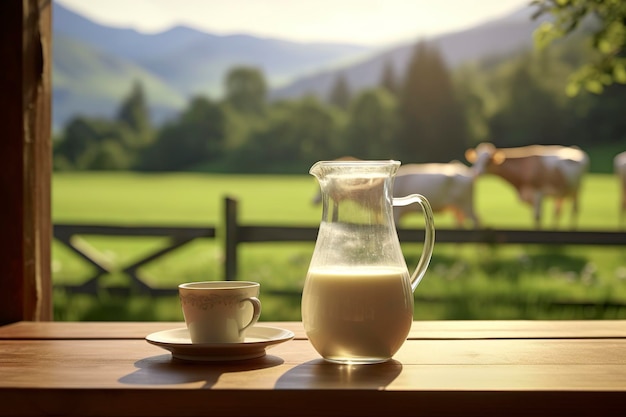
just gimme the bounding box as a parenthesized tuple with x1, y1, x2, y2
(52, 172, 626, 321)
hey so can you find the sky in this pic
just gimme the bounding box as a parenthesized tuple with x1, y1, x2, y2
(56, 0, 532, 46)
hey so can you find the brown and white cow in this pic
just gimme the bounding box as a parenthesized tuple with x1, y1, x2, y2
(615, 151, 626, 227)
(312, 158, 480, 228)
(465, 142, 589, 229)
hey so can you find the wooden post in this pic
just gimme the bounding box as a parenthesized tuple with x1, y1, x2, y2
(0, 0, 52, 323)
(224, 197, 239, 281)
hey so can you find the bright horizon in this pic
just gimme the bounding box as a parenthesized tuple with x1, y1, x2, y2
(55, 0, 532, 46)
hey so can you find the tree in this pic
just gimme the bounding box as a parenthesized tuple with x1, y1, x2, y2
(54, 116, 136, 170)
(457, 32, 626, 150)
(224, 66, 267, 115)
(397, 41, 468, 163)
(453, 64, 493, 145)
(138, 96, 227, 171)
(380, 59, 399, 96)
(54, 117, 99, 168)
(328, 72, 351, 110)
(115, 80, 152, 146)
(293, 97, 343, 163)
(565, 82, 626, 145)
(54, 82, 157, 171)
(488, 52, 566, 147)
(344, 88, 398, 159)
(235, 96, 343, 172)
(533, 0, 626, 95)
(84, 140, 132, 171)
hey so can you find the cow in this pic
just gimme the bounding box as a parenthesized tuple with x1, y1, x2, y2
(392, 162, 480, 228)
(311, 158, 480, 228)
(465, 142, 589, 229)
(615, 151, 626, 227)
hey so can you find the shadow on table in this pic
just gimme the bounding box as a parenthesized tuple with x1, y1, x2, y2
(275, 359, 402, 389)
(118, 354, 284, 388)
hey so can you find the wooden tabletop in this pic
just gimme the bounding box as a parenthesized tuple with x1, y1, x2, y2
(1, 320, 625, 417)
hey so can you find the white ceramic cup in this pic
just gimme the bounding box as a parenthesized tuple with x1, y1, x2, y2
(179, 281, 262, 344)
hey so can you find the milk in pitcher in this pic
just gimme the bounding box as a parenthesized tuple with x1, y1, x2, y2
(301, 266, 413, 364)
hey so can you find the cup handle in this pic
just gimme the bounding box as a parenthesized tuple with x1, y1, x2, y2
(239, 297, 262, 336)
(393, 194, 435, 291)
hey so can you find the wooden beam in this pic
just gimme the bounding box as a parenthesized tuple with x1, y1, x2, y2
(0, 0, 52, 323)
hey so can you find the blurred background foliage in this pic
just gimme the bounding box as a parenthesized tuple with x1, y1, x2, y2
(52, 0, 626, 175)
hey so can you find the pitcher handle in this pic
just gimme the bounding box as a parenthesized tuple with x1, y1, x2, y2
(393, 194, 435, 291)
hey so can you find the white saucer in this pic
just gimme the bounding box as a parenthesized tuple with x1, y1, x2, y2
(145, 325, 295, 361)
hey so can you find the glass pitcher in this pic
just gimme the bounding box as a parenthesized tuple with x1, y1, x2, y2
(302, 160, 435, 364)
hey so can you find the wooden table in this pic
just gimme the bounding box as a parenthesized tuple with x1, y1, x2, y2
(1, 320, 625, 416)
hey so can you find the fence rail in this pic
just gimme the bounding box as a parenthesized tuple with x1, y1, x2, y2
(54, 197, 626, 296)
(54, 224, 216, 295)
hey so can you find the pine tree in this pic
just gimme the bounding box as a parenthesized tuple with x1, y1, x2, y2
(397, 41, 468, 163)
(328, 72, 351, 110)
(380, 59, 398, 96)
(116, 80, 152, 146)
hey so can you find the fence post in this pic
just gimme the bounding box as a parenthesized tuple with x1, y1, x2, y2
(224, 196, 238, 281)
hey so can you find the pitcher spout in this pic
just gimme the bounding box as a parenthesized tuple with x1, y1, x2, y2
(309, 160, 325, 180)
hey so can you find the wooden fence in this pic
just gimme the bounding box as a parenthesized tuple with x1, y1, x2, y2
(54, 224, 216, 296)
(54, 197, 626, 297)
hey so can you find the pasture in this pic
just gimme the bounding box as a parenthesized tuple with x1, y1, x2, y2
(52, 171, 626, 321)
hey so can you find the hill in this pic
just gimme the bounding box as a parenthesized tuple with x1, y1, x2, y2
(52, 1, 373, 130)
(52, 2, 545, 131)
(270, 7, 546, 100)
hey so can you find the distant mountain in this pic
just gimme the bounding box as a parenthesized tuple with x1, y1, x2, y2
(52, 1, 374, 130)
(137, 31, 377, 96)
(52, 33, 188, 131)
(52, 1, 546, 132)
(270, 6, 547, 101)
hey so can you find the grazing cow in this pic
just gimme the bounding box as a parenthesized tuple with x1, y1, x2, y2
(392, 162, 480, 228)
(312, 158, 480, 228)
(615, 151, 626, 226)
(465, 142, 589, 229)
